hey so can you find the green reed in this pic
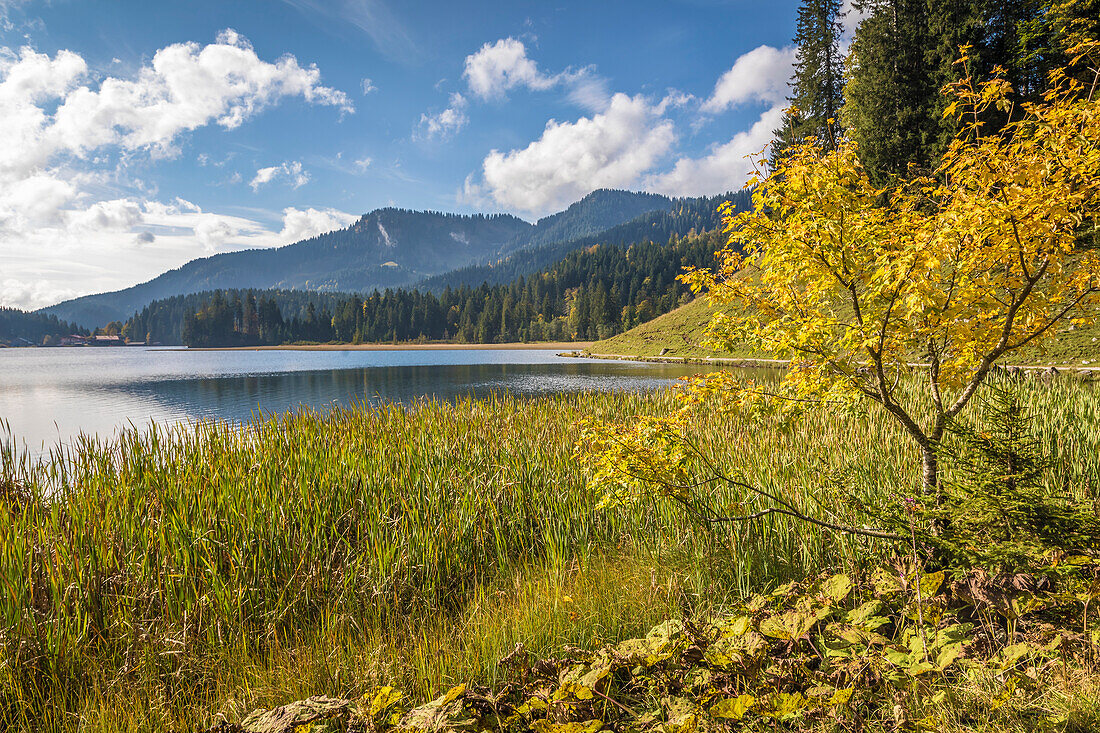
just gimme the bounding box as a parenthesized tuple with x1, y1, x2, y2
(0, 378, 1097, 730)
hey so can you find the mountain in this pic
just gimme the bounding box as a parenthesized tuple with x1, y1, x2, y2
(417, 191, 749, 292)
(41, 189, 674, 328)
(523, 189, 672, 248)
(125, 227, 729, 346)
(41, 210, 530, 328)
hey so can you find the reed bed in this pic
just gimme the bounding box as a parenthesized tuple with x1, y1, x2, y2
(1, 377, 1097, 731)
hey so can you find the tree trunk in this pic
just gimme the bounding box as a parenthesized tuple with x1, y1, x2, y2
(920, 445, 939, 496)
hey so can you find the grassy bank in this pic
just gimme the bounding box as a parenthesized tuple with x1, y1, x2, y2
(2, 381, 1100, 731)
(591, 298, 1100, 366)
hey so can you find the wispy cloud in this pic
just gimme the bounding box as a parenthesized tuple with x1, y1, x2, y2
(249, 161, 310, 191)
(280, 0, 419, 63)
(417, 92, 468, 140)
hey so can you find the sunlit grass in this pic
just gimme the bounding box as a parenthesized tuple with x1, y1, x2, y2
(1, 378, 1098, 731)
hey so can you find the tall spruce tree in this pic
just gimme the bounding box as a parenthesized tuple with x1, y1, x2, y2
(843, 0, 938, 182)
(847, 0, 1095, 180)
(925, 0, 987, 159)
(772, 0, 846, 166)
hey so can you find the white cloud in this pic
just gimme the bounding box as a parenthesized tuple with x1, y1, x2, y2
(0, 197, 360, 310)
(840, 0, 868, 45)
(462, 41, 806, 216)
(0, 31, 355, 311)
(361, 77, 376, 94)
(566, 75, 611, 112)
(417, 92, 468, 140)
(1, 278, 77, 312)
(250, 160, 309, 191)
(67, 198, 144, 233)
(0, 30, 352, 179)
(463, 37, 556, 100)
(0, 0, 31, 31)
(647, 105, 784, 197)
(278, 206, 358, 243)
(466, 93, 675, 217)
(353, 156, 372, 171)
(646, 44, 802, 196)
(462, 37, 607, 110)
(0, 172, 76, 231)
(701, 44, 796, 114)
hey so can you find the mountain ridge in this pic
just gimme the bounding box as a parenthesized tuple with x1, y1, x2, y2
(39, 189, 713, 328)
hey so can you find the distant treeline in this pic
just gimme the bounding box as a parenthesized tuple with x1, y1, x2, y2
(0, 307, 88, 346)
(126, 229, 726, 347)
(122, 290, 352, 345)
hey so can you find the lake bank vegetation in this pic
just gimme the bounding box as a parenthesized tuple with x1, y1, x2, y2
(3, 377, 1100, 731)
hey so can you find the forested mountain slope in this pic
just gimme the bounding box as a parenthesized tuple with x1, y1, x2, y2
(125, 229, 729, 346)
(40, 189, 676, 329)
(418, 191, 749, 292)
(0, 308, 88, 346)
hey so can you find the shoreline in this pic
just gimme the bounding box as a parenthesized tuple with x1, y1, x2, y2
(562, 350, 1100, 375)
(557, 351, 788, 368)
(183, 341, 594, 352)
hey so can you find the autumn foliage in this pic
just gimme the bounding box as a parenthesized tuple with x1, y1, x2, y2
(583, 44, 1100, 535)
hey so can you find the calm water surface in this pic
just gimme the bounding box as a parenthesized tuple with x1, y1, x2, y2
(0, 347, 715, 453)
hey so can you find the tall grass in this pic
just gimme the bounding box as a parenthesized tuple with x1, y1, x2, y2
(1, 378, 1097, 731)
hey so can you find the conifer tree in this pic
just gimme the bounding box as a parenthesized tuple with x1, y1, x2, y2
(843, 0, 937, 181)
(772, 0, 846, 166)
(925, 0, 986, 159)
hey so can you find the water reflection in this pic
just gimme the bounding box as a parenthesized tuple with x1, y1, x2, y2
(0, 348, 722, 453)
(127, 362, 697, 421)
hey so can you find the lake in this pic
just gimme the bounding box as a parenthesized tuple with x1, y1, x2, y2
(0, 347, 715, 454)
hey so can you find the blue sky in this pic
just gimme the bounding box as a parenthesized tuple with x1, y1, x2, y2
(0, 0, 850, 310)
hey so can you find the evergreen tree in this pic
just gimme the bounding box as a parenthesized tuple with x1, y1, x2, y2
(843, 0, 938, 182)
(773, 0, 846, 166)
(924, 0, 987, 159)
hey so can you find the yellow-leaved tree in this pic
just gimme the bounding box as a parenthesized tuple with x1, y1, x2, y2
(581, 45, 1100, 540)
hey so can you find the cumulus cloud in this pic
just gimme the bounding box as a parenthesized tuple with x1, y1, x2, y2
(463, 37, 557, 99)
(701, 44, 796, 114)
(0, 172, 77, 231)
(462, 41, 804, 217)
(644, 44, 803, 197)
(250, 160, 310, 191)
(647, 105, 784, 197)
(278, 206, 358, 243)
(0, 29, 352, 179)
(67, 198, 144, 232)
(461, 37, 607, 110)
(417, 92, 468, 140)
(466, 93, 675, 217)
(0, 30, 355, 310)
(353, 156, 372, 171)
(361, 77, 376, 94)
